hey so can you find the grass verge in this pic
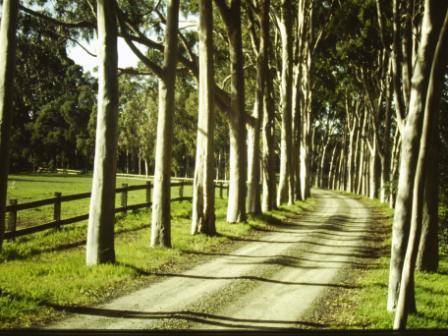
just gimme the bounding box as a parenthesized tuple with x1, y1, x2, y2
(306, 195, 448, 329)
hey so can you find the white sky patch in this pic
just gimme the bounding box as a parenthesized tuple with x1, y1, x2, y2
(67, 38, 147, 76)
(66, 12, 197, 76)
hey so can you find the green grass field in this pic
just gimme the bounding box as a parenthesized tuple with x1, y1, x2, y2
(0, 173, 315, 328)
(6, 174, 197, 229)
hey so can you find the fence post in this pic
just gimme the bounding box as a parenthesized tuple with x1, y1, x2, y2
(179, 181, 184, 199)
(146, 181, 152, 208)
(54, 192, 62, 229)
(121, 184, 128, 213)
(7, 199, 17, 241)
(219, 182, 223, 199)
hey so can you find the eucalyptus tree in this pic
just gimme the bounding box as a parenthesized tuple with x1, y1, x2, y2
(261, 59, 277, 211)
(191, 0, 216, 235)
(246, 0, 270, 215)
(387, 0, 448, 312)
(276, 0, 295, 206)
(0, 0, 19, 250)
(150, 0, 180, 247)
(394, 5, 448, 328)
(86, 0, 119, 265)
(214, 0, 247, 223)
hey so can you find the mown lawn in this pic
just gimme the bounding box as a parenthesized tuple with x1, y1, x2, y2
(309, 196, 448, 329)
(0, 173, 315, 328)
(6, 173, 193, 229)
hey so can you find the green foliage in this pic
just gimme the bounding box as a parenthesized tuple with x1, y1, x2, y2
(11, 13, 96, 172)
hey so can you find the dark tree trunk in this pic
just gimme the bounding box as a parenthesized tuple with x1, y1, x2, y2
(0, 0, 18, 250)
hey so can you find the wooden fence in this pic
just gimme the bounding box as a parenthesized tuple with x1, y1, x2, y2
(4, 179, 229, 241)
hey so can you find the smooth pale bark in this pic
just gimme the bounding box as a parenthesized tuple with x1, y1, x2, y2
(297, 0, 312, 200)
(380, 77, 393, 203)
(261, 66, 277, 212)
(390, 128, 401, 208)
(352, 119, 361, 193)
(416, 8, 448, 273)
(247, 0, 269, 215)
(0, 0, 18, 250)
(328, 144, 338, 190)
(144, 159, 149, 177)
(151, 0, 179, 247)
(394, 8, 448, 328)
(247, 98, 261, 214)
(277, 0, 294, 206)
(86, 0, 119, 265)
(191, 0, 216, 235)
(368, 134, 380, 199)
(416, 132, 439, 271)
(336, 146, 345, 190)
(357, 111, 367, 195)
(347, 125, 356, 192)
(215, 0, 246, 223)
(292, 65, 301, 201)
(387, 0, 446, 311)
(318, 138, 330, 188)
(391, 0, 407, 132)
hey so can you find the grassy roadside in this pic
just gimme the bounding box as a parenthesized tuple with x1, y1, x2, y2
(0, 176, 316, 329)
(306, 195, 448, 329)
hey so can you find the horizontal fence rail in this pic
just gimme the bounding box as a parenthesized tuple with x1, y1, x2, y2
(4, 178, 229, 241)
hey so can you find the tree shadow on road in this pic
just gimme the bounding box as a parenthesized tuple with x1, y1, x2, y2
(115, 262, 359, 289)
(48, 305, 327, 329)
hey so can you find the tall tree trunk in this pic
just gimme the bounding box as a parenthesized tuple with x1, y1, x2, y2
(0, 0, 18, 250)
(380, 76, 393, 203)
(277, 0, 294, 206)
(369, 134, 380, 199)
(191, 0, 216, 235)
(387, 0, 447, 312)
(86, 0, 119, 265)
(328, 144, 337, 190)
(247, 0, 269, 214)
(293, 91, 302, 200)
(347, 126, 356, 192)
(390, 128, 401, 208)
(247, 97, 262, 214)
(416, 131, 439, 271)
(144, 159, 149, 177)
(261, 65, 277, 212)
(394, 8, 448, 328)
(215, 0, 246, 223)
(319, 138, 330, 188)
(151, 0, 179, 247)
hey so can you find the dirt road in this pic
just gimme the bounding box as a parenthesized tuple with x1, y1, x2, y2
(51, 190, 375, 330)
